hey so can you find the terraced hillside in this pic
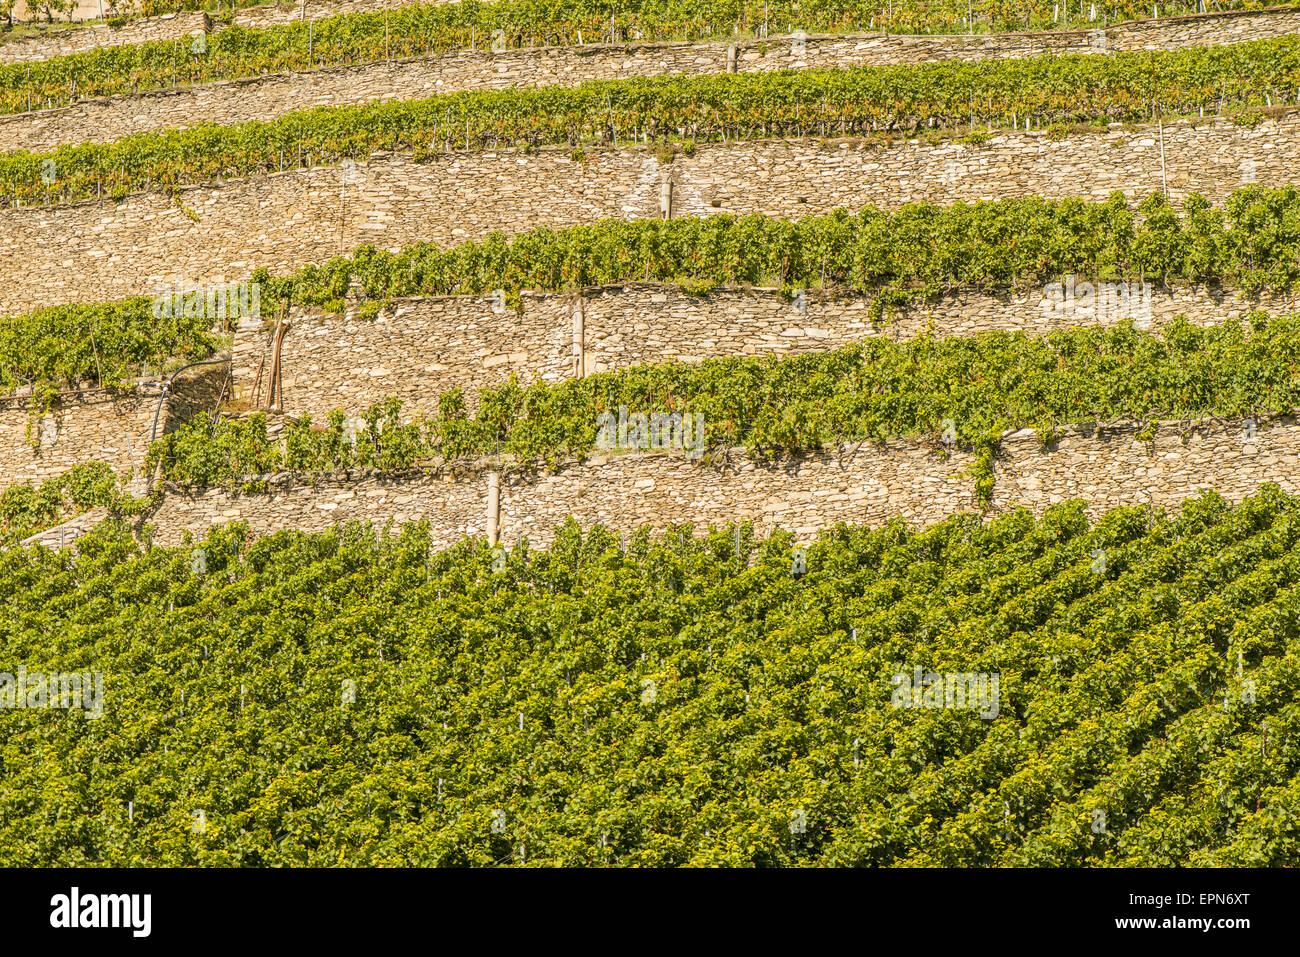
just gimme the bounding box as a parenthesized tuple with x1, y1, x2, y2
(7, 4, 1300, 149)
(2, 1, 1300, 869)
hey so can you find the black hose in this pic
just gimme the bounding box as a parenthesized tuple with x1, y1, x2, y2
(148, 356, 233, 447)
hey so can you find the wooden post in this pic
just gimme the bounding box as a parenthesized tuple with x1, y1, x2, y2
(572, 298, 585, 378)
(486, 472, 500, 545)
(1158, 115, 1168, 198)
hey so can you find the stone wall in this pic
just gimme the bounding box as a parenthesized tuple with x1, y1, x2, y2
(233, 294, 577, 419)
(0, 386, 163, 489)
(4, 4, 1296, 70)
(139, 415, 1300, 548)
(10, 8, 1300, 150)
(231, 282, 1297, 423)
(19, 505, 109, 549)
(0, 363, 227, 489)
(574, 281, 1296, 367)
(6, 113, 1299, 316)
(163, 360, 233, 430)
(0, 11, 209, 65)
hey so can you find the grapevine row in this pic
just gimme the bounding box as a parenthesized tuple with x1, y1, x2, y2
(4, 0, 1294, 115)
(146, 313, 1300, 486)
(1, 486, 1296, 864)
(7, 36, 1300, 205)
(7, 188, 1300, 398)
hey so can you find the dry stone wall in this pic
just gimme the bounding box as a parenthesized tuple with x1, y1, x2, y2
(0, 364, 227, 489)
(0, 386, 163, 489)
(233, 293, 577, 418)
(4, 4, 1296, 70)
(6, 114, 1300, 316)
(0, 11, 209, 65)
(139, 415, 1300, 548)
(19, 505, 110, 549)
(573, 282, 1296, 367)
(232, 282, 1296, 423)
(10, 8, 1300, 150)
(991, 418, 1294, 512)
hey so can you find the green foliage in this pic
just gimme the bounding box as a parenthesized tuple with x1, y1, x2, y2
(148, 412, 283, 488)
(0, 298, 218, 395)
(0, 463, 130, 545)
(149, 400, 427, 487)
(0, 195, 1292, 391)
(253, 188, 1300, 308)
(1231, 107, 1267, 127)
(6, 0, 1288, 116)
(0, 485, 1298, 865)
(148, 315, 1300, 492)
(8, 36, 1300, 204)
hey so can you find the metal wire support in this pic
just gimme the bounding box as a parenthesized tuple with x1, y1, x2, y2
(149, 356, 234, 448)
